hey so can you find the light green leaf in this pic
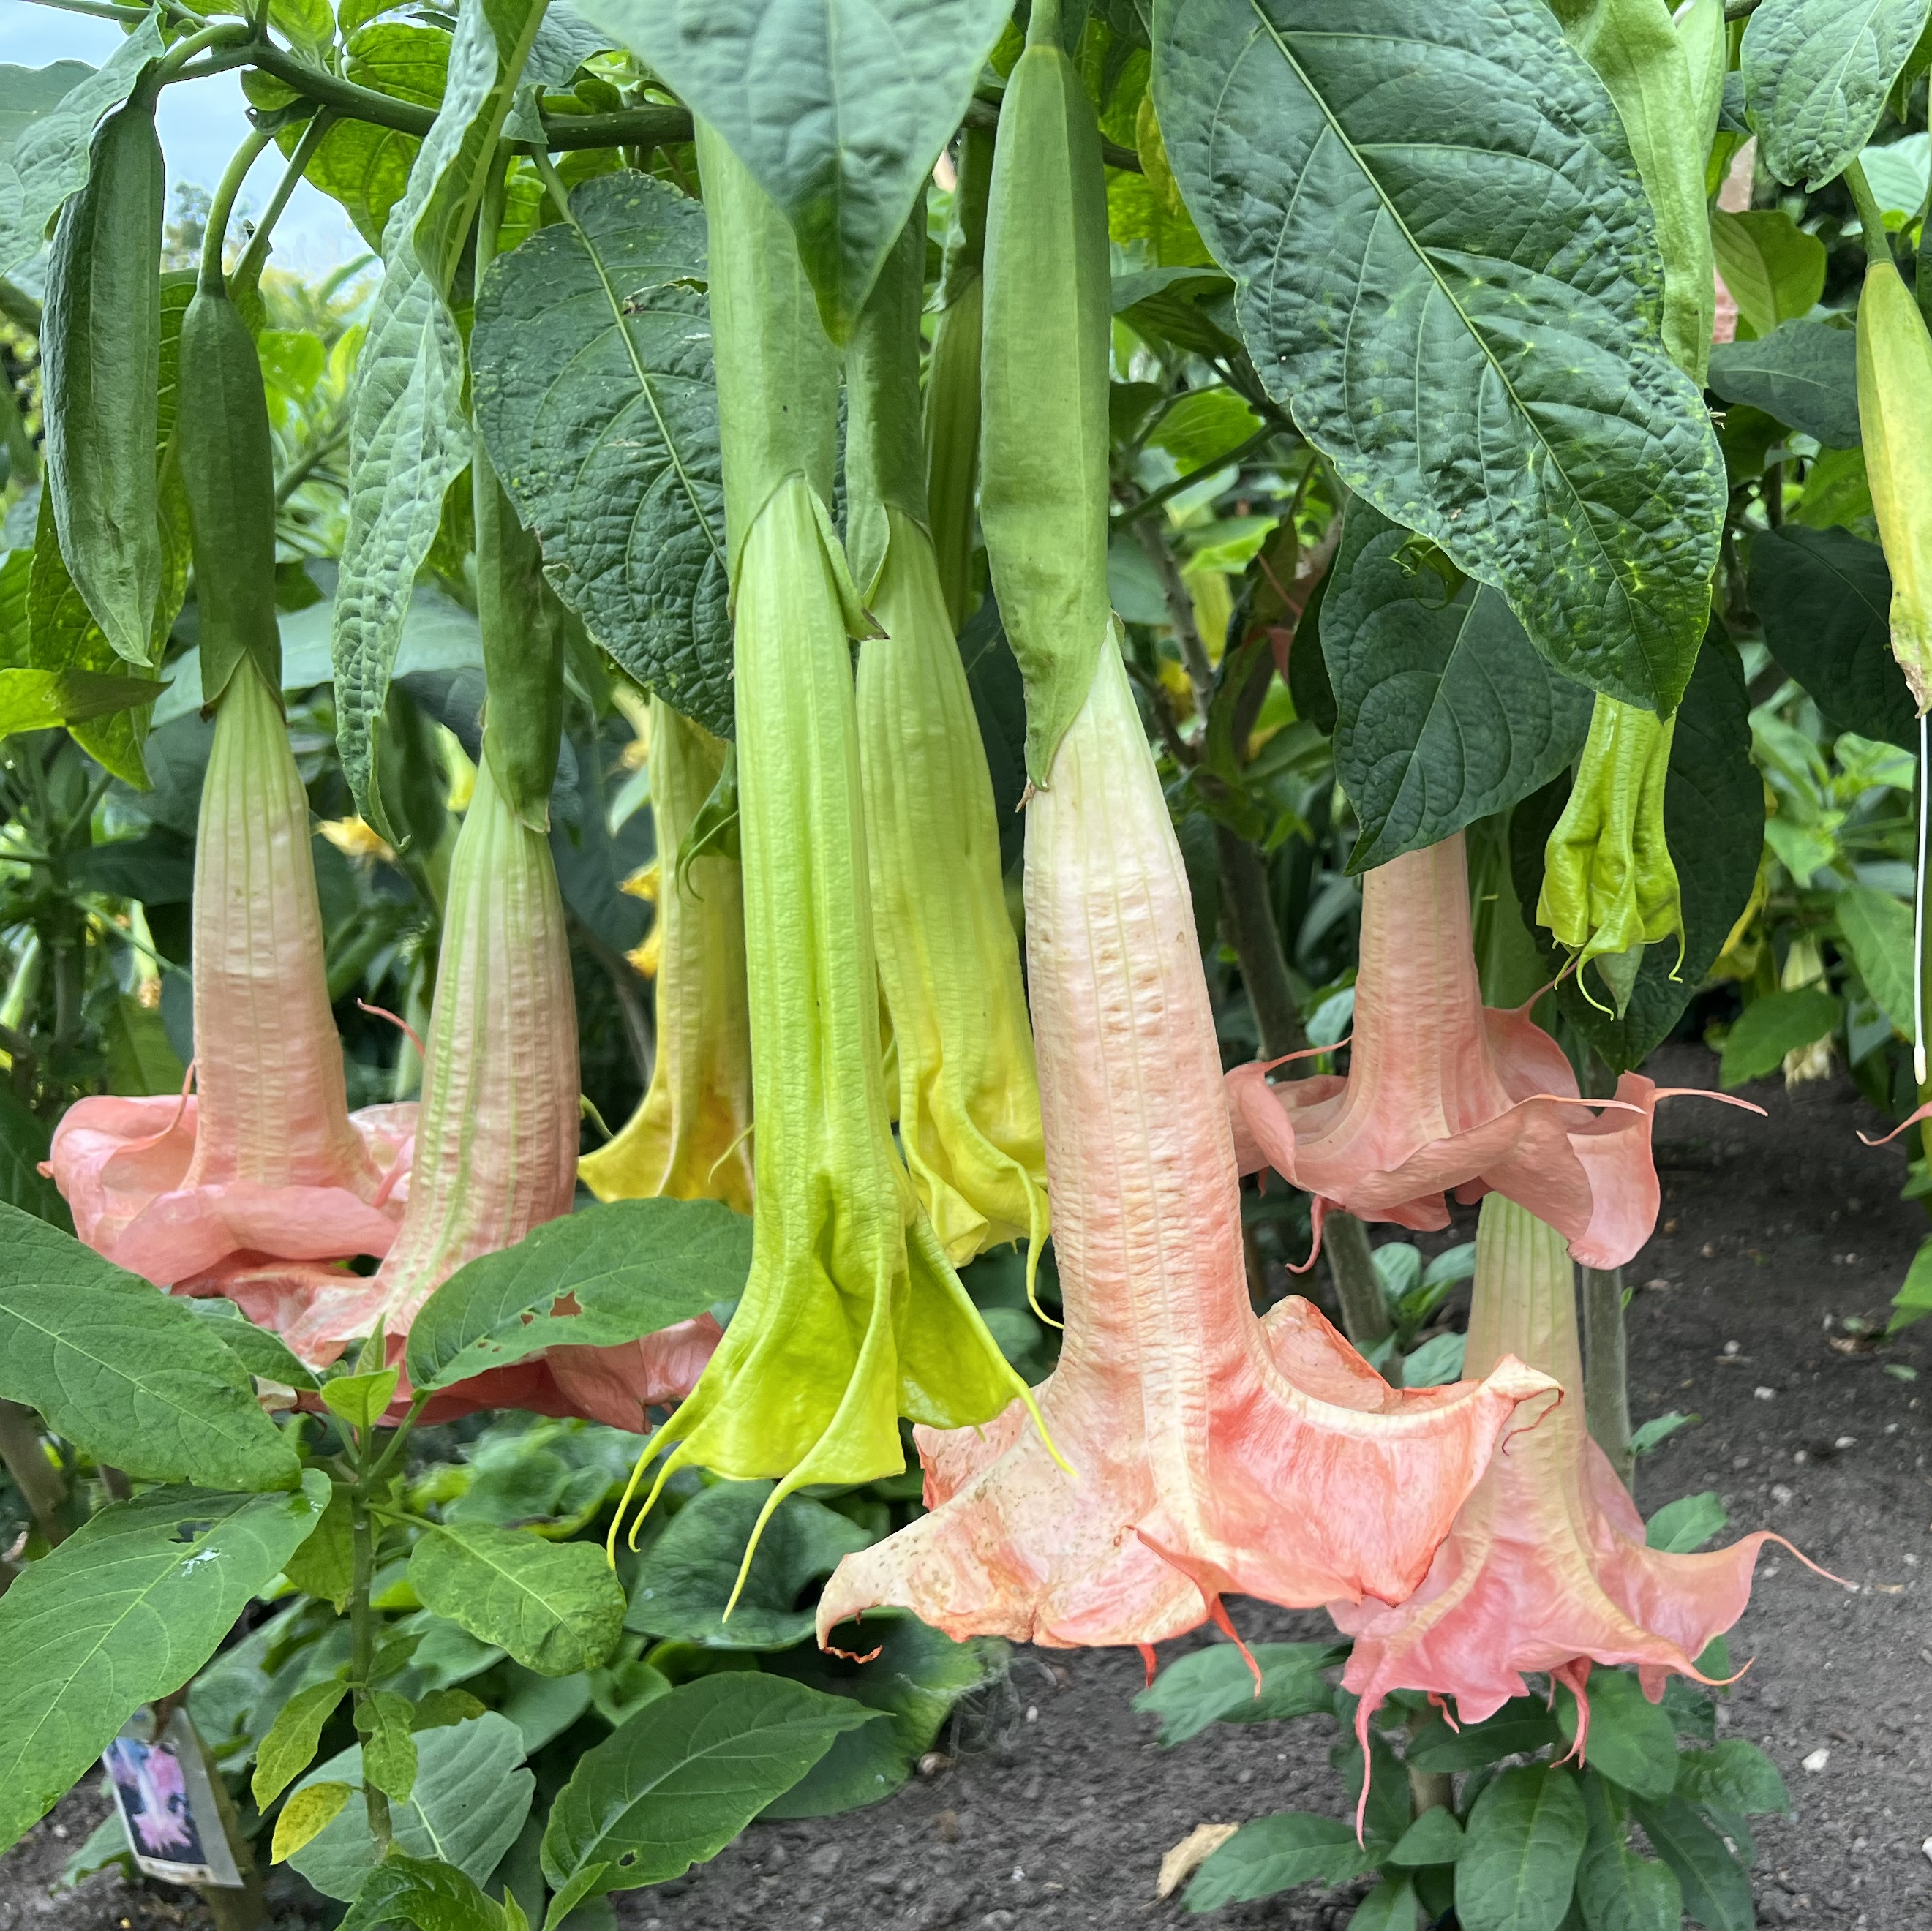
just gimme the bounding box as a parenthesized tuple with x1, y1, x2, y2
(188, 1298, 322, 1393)
(539, 1674, 882, 1907)
(356, 1690, 419, 1805)
(410, 1526, 625, 1676)
(1402, 1332, 1467, 1387)
(405, 1197, 750, 1392)
(624, 1481, 872, 1652)
(322, 1367, 402, 1431)
(471, 170, 731, 739)
(569, 0, 1010, 341)
(1577, 1769, 1682, 1931)
(0, 666, 159, 736)
(1629, 1409, 1696, 1456)
(1707, 320, 1860, 448)
(1155, 0, 1724, 713)
(0, 1085, 70, 1232)
(100, 990, 185, 1096)
(281, 1484, 355, 1610)
(1347, 1877, 1422, 1930)
(1835, 883, 1914, 1034)
(1645, 1491, 1730, 1553)
(273, 1781, 353, 1864)
(1322, 500, 1592, 870)
(0, 1201, 301, 1490)
(1717, 986, 1842, 1088)
(1133, 1640, 1346, 1748)
(0, 1475, 329, 1853)
(253, 1679, 350, 1810)
(1626, 1793, 1754, 1931)
(1751, 527, 1914, 750)
(1709, 209, 1827, 341)
(1555, 1669, 1679, 1802)
(0, 18, 165, 276)
(305, 24, 450, 249)
(1150, 388, 1262, 475)
(1890, 1232, 1932, 1333)
(1184, 1812, 1376, 1913)
(1741, 0, 1931, 189)
(1455, 1764, 1587, 1931)
(290, 1712, 533, 1901)
(342, 1852, 516, 1930)
(1860, 131, 1930, 213)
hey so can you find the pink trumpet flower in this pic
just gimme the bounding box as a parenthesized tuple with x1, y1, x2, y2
(1332, 1193, 1841, 1823)
(1225, 833, 1758, 1271)
(48, 657, 412, 1281)
(225, 755, 717, 1428)
(818, 643, 1555, 1654)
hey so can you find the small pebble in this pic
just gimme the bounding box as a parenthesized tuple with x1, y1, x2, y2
(1801, 1747, 1830, 1774)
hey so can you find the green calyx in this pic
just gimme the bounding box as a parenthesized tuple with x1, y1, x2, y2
(1538, 693, 1683, 1014)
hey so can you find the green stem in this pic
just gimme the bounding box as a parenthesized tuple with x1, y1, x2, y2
(231, 111, 337, 296)
(200, 125, 275, 293)
(1581, 1264, 1634, 1491)
(1325, 1210, 1395, 1358)
(146, 18, 255, 97)
(347, 1431, 393, 1858)
(1843, 159, 1895, 270)
(1112, 424, 1284, 527)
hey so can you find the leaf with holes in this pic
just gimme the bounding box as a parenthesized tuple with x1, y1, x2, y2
(470, 170, 731, 737)
(1154, 0, 1725, 712)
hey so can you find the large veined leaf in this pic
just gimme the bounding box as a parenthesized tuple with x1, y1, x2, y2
(1707, 320, 1861, 449)
(0, 1475, 328, 1853)
(1456, 1764, 1587, 1931)
(404, 1196, 750, 1391)
(1322, 500, 1591, 870)
(1741, 0, 1932, 189)
(1751, 525, 1914, 750)
(1628, 1793, 1754, 1931)
(0, 18, 165, 276)
(1552, 1670, 1677, 1802)
(1154, 0, 1725, 713)
(409, 1524, 626, 1676)
(304, 23, 451, 249)
(568, 0, 1011, 342)
(1577, 1772, 1681, 1931)
(0, 1202, 301, 1491)
(539, 1674, 881, 1915)
(471, 170, 732, 738)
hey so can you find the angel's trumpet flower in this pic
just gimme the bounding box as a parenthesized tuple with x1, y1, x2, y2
(577, 696, 754, 1214)
(48, 653, 411, 1281)
(244, 756, 716, 1426)
(1332, 1194, 1838, 1804)
(1226, 832, 1751, 1271)
(849, 195, 1048, 1280)
(818, 642, 1555, 1653)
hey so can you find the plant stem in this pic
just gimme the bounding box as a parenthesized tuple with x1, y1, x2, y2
(1325, 1210, 1394, 1357)
(0, 1401, 69, 1544)
(1843, 159, 1896, 270)
(1113, 423, 1284, 527)
(347, 1435, 392, 1857)
(231, 110, 337, 296)
(1581, 1264, 1634, 1491)
(200, 125, 275, 292)
(1409, 1767, 1454, 1818)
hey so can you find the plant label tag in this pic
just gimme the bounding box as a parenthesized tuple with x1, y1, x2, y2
(101, 1709, 244, 1889)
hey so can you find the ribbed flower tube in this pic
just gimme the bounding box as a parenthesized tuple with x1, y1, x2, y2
(49, 653, 410, 1282)
(1333, 1193, 1838, 1794)
(578, 695, 754, 1213)
(819, 642, 1554, 1652)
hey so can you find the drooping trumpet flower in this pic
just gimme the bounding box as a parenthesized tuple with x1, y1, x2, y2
(1331, 1193, 1837, 1799)
(48, 653, 413, 1281)
(577, 695, 755, 1215)
(849, 197, 1048, 1281)
(1538, 694, 1684, 1013)
(818, 642, 1555, 1653)
(1226, 832, 1750, 1271)
(609, 126, 1034, 1571)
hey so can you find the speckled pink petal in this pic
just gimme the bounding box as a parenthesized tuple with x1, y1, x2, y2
(819, 644, 1555, 1653)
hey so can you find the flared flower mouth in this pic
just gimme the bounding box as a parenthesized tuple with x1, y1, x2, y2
(48, 657, 410, 1282)
(818, 640, 1556, 1655)
(1226, 832, 1759, 1271)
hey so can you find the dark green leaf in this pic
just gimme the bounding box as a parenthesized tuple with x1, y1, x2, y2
(958, 601, 1029, 875)
(1555, 1670, 1679, 1802)
(1645, 1491, 1731, 1554)
(764, 1613, 1007, 1818)
(1718, 987, 1842, 1088)
(307, 24, 449, 249)
(1347, 1876, 1422, 1930)
(1321, 500, 1591, 869)
(1741, 0, 1931, 188)
(1389, 1804, 1466, 1867)
(1751, 525, 1915, 750)
(405, 1197, 750, 1391)
(1183, 1811, 1375, 1912)
(1406, 1696, 1562, 1774)
(0, 1085, 70, 1231)
(625, 1480, 872, 1651)
(471, 170, 730, 739)
(0, 1474, 328, 1853)
(187, 1298, 321, 1392)
(1674, 1739, 1790, 1818)
(410, 1525, 625, 1676)
(569, 0, 1011, 341)
(1709, 211, 1827, 340)
(1456, 1764, 1587, 1931)
(538, 1674, 881, 1907)
(1155, 0, 1725, 712)
(290, 1712, 533, 1902)
(1707, 321, 1860, 448)
(341, 1853, 514, 1931)
(1627, 1793, 1754, 1931)
(0, 1202, 301, 1489)
(1134, 1639, 1347, 1747)
(1577, 1769, 1682, 1931)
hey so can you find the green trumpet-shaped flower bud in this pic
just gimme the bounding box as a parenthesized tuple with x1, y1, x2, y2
(1538, 693, 1683, 1013)
(578, 695, 755, 1214)
(849, 195, 1049, 1290)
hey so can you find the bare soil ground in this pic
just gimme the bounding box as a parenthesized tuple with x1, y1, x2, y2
(8, 1046, 1930, 1930)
